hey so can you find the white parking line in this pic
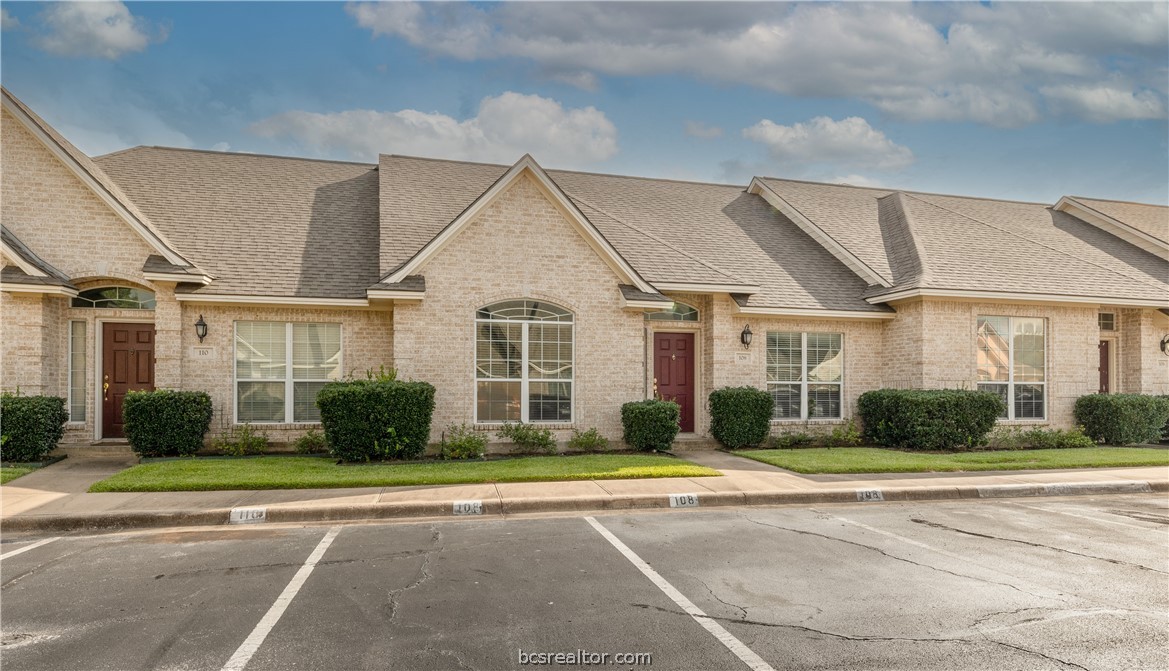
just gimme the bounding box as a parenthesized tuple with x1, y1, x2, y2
(1001, 501, 1151, 531)
(221, 526, 342, 671)
(0, 537, 60, 561)
(584, 516, 776, 671)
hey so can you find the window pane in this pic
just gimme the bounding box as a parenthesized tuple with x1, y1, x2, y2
(69, 321, 86, 421)
(644, 302, 699, 322)
(238, 381, 285, 422)
(71, 286, 155, 309)
(807, 333, 842, 383)
(293, 381, 328, 422)
(477, 300, 572, 322)
(768, 383, 801, 419)
(529, 382, 572, 422)
(1012, 318, 1045, 383)
(292, 323, 341, 379)
(976, 317, 1009, 382)
(477, 381, 520, 422)
(1014, 384, 1045, 419)
(808, 384, 842, 419)
(978, 383, 1009, 419)
(528, 323, 573, 380)
(766, 332, 802, 382)
(236, 322, 286, 380)
(1098, 313, 1115, 331)
(476, 323, 522, 379)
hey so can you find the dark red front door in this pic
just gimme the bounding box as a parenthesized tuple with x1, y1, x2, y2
(654, 332, 695, 432)
(1098, 340, 1111, 394)
(102, 323, 155, 438)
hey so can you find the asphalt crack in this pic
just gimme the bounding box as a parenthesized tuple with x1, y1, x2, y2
(910, 518, 1167, 575)
(739, 514, 1047, 599)
(693, 576, 748, 621)
(387, 525, 441, 624)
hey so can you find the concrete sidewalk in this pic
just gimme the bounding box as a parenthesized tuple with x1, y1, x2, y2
(2, 451, 1166, 533)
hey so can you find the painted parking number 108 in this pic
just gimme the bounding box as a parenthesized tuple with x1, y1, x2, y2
(669, 493, 699, 508)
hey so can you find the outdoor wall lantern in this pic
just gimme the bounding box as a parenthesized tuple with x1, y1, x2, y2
(741, 324, 753, 350)
(1160, 334, 1169, 356)
(194, 315, 208, 343)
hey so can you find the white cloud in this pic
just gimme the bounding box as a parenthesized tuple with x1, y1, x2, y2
(743, 117, 914, 171)
(35, 1, 167, 59)
(832, 174, 885, 189)
(684, 121, 723, 140)
(548, 71, 600, 92)
(1, 8, 19, 30)
(210, 142, 231, 152)
(1040, 85, 1167, 123)
(347, 1, 1168, 127)
(249, 92, 618, 168)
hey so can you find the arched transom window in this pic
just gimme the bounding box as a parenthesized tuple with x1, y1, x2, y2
(475, 300, 573, 423)
(644, 301, 699, 322)
(71, 286, 156, 309)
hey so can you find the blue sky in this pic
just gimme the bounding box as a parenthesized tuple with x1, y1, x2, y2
(2, 1, 1166, 204)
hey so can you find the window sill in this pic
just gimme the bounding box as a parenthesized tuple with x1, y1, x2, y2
(473, 423, 576, 431)
(233, 422, 322, 428)
(771, 419, 846, 425)
(995, 419, 1049, 426)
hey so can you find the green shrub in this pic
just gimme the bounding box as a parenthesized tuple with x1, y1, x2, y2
(122, 390, 213, 458)
(214, 423, 269, 456)
(1074, 394, 1169, 445)
(621, 400, 680, 452)
(823, 419, 863, 447)
(364, 365, 398, 382)
(772, 432, 815, 449)
(317, 380, 436, 461)
(441, 424, 488, 460)
(567, 427, 610, 452)
(708, 387, 773, 449)
(497, 421, 556, 454)
(1162, 396, 1169, 442)
(293, 428, 328, 454)
(985, 426, 1095, 450)
(857, 389, 1004, 451)
(0, 393, 68, 462)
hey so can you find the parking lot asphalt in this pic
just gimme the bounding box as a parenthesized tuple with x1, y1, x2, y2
(2, 495, 1166, 671)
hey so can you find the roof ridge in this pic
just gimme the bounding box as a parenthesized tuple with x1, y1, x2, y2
(1067, 195, 1168, 208)
(384, 153, 747, 189)
(903, 192, 1168, 292)
(567, 193, 744, 284)
(101, 145, 377, 168)
(879, 192, 930, 287)
(761, 176, 1052, 207)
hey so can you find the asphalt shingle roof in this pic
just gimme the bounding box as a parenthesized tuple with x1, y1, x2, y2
(1066, 196, 1169, 244)
(1, 226, 72, 284)
(96, 148, 380, 298)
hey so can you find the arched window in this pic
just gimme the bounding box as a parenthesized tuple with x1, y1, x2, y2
(475, 299, 573, 423)
(644, 301, 698, 322)
(71, 286, 156, 309)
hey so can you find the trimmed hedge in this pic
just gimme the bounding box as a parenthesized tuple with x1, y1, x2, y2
(1074, 394, 1169, 446)
(709, 387, 773, 449)
(857, 389, 1004, 451)
(621, 400, 680, 452)
(317, 380, 435, 461)
(123, 390, 213, 458)
(0, 393, 68, 462)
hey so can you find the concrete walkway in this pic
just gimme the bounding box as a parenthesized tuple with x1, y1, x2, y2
(2, 451, 1166, 533)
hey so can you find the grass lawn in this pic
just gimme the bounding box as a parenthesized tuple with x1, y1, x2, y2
(89, 454, 720, 492)
(0, 467, 35, 485)
(733, 447, 1169, 474)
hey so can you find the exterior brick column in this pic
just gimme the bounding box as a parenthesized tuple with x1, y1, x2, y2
(151, 283, 183, 389)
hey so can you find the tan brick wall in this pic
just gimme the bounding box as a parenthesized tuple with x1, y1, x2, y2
(393, 173, 645, 444)
(0, 291, 65, 397)
(1, 108, 154, 285)
(1118, 308, 1169, 395)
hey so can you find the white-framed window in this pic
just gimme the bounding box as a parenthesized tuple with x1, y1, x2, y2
(1098, 313, 1116, 331)
(234, 322, 341, 423)
(645, 301, 699, 322)
(475, 300, 573, 423)
(68, 320, 86, 422)
(766, 332, 843, 420)
(977, 316, 1045, 420)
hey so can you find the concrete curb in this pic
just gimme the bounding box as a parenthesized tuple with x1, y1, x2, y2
(3, 479, 1164, 534)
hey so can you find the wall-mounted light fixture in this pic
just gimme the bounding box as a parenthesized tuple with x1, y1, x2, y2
(1160, 334, 1169, 356)
(194, 315, 208, 343)
(740, 323, 753, 350)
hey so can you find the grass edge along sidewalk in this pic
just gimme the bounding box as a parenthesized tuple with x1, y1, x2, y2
(0, 466, 35, 485)
(89, 453, 719, 493)
(734, 446, 1169, 474)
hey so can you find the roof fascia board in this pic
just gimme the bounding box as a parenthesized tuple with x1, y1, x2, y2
(748, 178, 892, 288)
(1, 95, 194, 269)
(1054, 197, 1169, 260)
(735, 304, 895, 320)
(143, 271, 214, 285)
(382, 155, 658, 294)
(868, 287, 1169, 309)
(175, 294, 369, 308)
(1, 241, 48, 277)
(1, 283, 79, 297)
(622, 297, 674, 309)
(655, 281, 760, 295)
(366, 289, 425, 301)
